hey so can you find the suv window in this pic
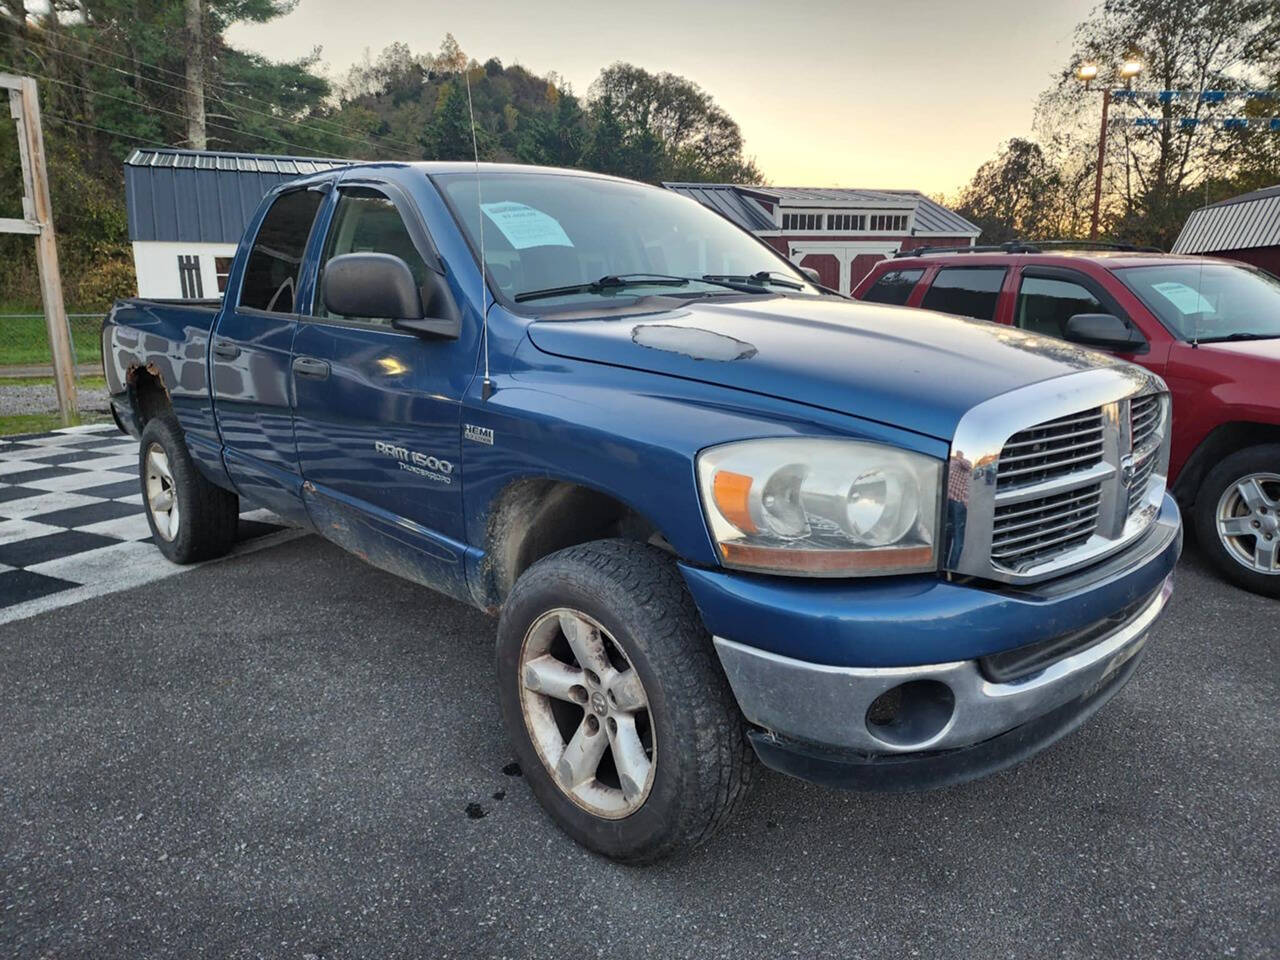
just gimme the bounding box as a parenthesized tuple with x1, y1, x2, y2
(316, 187, 432, 326)
(920, 267, 1006, 321)
(862, 269, 923, 306)
(240, 189, 324, 313)
(1015, 275, 1105, 339)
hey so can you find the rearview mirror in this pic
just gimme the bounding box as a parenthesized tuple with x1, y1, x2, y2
(1064, 313, 1146, 352)
(322, 253, 460, 340)
(799, 266, 821, 285)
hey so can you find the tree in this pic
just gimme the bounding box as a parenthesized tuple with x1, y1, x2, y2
(951, 139, 1069, 242)
(586, 63, 761, 183)
(1034, 0, 1280, 246)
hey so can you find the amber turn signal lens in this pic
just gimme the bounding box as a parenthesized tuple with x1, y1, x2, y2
(712, 470, 757, 533)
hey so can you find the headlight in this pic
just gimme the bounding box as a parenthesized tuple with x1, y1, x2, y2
(697, 438, 942, 576)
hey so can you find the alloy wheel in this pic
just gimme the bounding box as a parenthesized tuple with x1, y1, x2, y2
(1215, 472, 1280, 575)
(145, 443, 180, 542)
(518, 608, 656, 819)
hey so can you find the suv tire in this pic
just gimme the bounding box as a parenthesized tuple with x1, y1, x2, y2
(496, 539, 757, 863)
(139, 413, 240, 564)
(1192, 444, 1280, 597)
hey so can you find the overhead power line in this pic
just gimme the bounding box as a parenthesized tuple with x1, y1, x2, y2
(15, 31, 422, 160)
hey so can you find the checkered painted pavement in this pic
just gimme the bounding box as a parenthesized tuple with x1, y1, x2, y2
(0, 424, 297, 624)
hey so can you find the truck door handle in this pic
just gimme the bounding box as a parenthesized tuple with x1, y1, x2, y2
(212, 339, 240, 361)
(292, 356, 330, 380)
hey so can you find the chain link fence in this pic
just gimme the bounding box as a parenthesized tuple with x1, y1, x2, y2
(0, 310, 110, 429)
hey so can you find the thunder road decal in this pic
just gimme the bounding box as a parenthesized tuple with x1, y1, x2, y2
(374, 440, 454, 484)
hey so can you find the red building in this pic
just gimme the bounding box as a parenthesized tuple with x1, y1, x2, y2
(664, 182, 979, 295)
(1172, 184, 1280, 274)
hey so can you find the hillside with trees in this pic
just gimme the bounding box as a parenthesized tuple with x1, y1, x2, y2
(0, 4, 761, 309)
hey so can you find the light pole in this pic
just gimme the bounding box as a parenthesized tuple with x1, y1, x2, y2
(1080, 59, 1142, 240)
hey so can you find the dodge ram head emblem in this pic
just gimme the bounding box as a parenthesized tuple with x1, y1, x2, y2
(1120, 454, 1135, 488)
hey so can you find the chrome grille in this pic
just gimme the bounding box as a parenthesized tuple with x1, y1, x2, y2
(996, 408, 1105, 491)
(1130, 394, 1160, 450)
(948, 369, 1173, 585)
(992, 484, 1103, 568)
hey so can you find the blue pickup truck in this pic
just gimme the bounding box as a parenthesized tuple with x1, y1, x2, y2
(104, 162, 1182, 863)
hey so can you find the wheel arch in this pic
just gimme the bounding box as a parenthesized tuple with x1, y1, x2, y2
(1174, 421, 1280, 506)
(475, 476, 669, 610)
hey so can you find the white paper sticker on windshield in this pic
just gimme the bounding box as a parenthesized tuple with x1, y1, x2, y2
(1151, 281, 1214, 315)
(480, 201, 573, 250)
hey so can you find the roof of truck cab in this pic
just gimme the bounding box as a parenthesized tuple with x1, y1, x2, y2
(123, 150, 643, 244)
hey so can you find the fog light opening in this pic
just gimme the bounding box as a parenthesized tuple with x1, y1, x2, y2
(865, 679, 956, 748)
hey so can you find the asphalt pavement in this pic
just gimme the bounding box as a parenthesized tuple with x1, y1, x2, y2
(2, 534, 1276, 959)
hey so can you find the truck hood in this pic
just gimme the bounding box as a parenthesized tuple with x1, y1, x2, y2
(526, 297, 1125, 441)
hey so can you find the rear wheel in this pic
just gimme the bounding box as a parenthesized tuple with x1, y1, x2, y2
(1193, 444, 1280, 598)
(496, 539, 757, 863)
(139, 414, 240, 564)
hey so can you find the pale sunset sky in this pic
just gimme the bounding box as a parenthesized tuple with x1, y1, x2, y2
(228, 0, 1099, 195)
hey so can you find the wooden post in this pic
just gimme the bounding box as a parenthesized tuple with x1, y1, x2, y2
(4, 75, 78, 423)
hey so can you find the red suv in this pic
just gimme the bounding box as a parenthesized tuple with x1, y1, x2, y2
(852, 245, 1280, 597)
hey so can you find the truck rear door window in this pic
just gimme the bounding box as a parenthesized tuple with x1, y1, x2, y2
(1015, 276, 1105, 339)
(240, 189, 324, 313)
(861, 269, 923, 306)
(920, 267, 1006, 321)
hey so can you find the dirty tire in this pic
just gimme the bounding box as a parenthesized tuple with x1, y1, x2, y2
(138, 413, 239, 564)
(1192, 444, 1280, 598)
(496, 539, 758, 864)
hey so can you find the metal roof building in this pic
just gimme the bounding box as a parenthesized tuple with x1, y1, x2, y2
(1172, 184, 1280, 274)
(124, 148, 355, 298)
(664, 182, 978, 294)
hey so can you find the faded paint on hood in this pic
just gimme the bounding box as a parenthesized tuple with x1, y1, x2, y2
(527, 297, 1127, 440)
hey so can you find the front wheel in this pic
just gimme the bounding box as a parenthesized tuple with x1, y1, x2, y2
(1192, 444, 1280, 598)
(496, 540, 757, 863)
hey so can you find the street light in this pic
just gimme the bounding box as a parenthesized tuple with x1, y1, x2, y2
(1081, 58, 1143, 239)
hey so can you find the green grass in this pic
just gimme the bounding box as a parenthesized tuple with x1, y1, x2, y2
(0, 314, 104, 367)
(0, 375, 107, 388)
(0, 410, 110, 437)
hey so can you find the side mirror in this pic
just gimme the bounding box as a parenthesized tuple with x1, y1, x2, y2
(1064, 313, 1146, 352)
(322, 253, 460, 340)
(799, 266, 822, 285)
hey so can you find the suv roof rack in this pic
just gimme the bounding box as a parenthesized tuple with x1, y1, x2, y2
(894, 239, 1166, 259)
(1027, 239, 1166, 253)
(893, 242, 1041, 258)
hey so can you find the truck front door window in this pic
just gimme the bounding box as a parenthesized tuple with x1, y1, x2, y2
(317, 188, 432, 327)
(240, 189, 324, 313)
(920, 267, 1006, 321)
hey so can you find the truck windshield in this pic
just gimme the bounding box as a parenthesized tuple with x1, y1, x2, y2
(435, 171, 817, 308)
(1116, 263, 1280, 343)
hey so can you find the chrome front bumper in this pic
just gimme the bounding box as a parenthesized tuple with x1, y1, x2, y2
(714, 575, 1173, 757)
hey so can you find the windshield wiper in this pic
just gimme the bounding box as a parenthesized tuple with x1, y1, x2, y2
(1194, 332, 1279, 343)
(515, 274, 690, 303)
(702, 270, 804, 291)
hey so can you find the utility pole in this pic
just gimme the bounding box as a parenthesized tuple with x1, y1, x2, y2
(2, 74, 78, 423)
(1089, 89, 1110, 241)
(184, 0, 206, 150)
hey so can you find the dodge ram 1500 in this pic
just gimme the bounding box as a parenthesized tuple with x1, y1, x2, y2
(104, 162, 1182, 862)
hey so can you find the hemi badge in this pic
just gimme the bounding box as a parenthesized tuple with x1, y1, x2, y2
(464, 424, 494, 445)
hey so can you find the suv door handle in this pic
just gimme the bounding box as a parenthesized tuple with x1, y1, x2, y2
(212, 339, 240, 361)
(292, 356, 330, 380)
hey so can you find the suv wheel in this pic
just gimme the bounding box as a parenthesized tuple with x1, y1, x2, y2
(1192, 444, 1280, 597)
(496, 539, 757, 863)
(139, 414, 240, 564)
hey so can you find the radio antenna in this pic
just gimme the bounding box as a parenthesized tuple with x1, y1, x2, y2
(464, 65, 492, 399)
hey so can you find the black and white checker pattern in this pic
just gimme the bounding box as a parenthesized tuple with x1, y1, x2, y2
(0, 424, 294, 623)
